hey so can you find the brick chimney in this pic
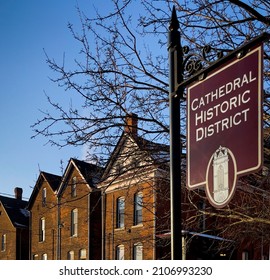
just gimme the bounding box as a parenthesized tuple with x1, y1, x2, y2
(124, 113, 138, 136)
(14, 187, 23, 200)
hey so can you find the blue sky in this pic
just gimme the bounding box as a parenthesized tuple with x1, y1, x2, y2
(0, 0, 112, 199)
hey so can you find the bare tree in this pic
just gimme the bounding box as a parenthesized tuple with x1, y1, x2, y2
(31, 0, 270, 257)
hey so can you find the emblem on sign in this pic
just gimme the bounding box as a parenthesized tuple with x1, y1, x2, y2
(205, 146, 237, 207)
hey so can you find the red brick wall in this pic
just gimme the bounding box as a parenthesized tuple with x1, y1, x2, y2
(105, 181, 156, 260)
(30, 180, 58, 260)
(59, 168, 89, 259)
(0, 204, 17, 259)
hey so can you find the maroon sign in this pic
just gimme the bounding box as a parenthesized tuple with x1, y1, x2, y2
(187, 45, 263, 208)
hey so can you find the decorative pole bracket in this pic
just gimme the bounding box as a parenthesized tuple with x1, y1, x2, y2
(172, 31, 270, 98)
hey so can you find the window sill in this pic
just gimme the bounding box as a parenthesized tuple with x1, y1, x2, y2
(132, 223, 143, 229)
(115, 227, 125, 232)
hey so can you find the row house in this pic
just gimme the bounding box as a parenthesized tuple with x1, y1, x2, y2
(99, 114, 171, 260)
(28, 171, 61, 260)
(26, 114, 171, 260)
(28, 159, 103, 260)
(2, 114, 270, 259)
(57, 158, 102, 260)
(0, 187, 29, 260)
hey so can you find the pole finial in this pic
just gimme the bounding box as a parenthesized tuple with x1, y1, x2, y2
(169, 6, 179, 31)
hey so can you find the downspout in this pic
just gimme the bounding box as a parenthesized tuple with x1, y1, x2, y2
(88, 191, 90, 260)
(18, 228, 22, 259)
(112, 193, 115, 260)
(51, 229, 55, 260)
(57, 196, 61, 260)
(29, 211, 32, 260)
(101, 188, 106, 260)
(153, 172, 157, 260)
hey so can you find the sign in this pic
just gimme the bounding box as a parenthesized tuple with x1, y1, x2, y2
(187, 45, 263, 208)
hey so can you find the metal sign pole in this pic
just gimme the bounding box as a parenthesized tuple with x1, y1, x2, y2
(168, 6, 183, 260)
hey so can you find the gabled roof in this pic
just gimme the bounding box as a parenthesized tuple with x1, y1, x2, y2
(27, 171, 61, 210)
(101, 131, 169, 180)
(0, 195, 29, 229)
(57, 158, 103, 195)
(136, 135, 170, 164)
(42, 171, 62, 192)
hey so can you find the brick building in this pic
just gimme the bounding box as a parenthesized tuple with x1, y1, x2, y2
(2, 115, 270, 260)
(28, 171, 61, 260)
(99, 114, 171, 260)
(0, 187, 29, 259)
(57, 158, 103, 260)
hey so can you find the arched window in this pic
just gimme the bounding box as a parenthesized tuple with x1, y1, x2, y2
(79, 248, 87, 260)
(39, 217, 45, 242)
(116, 245, 124, 260)
(133, 242, 143, 260)
(1, 234, 6, 251)
(71, 177, 77, 197)
(42, 188, 46, 206)
(68, 251, 74, 260)
(71, 208, 78, 236)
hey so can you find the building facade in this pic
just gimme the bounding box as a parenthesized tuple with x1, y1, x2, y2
(57, 158, 103, 260)
(2, 115, 270, 260)
(100, 114, 171, 260)
(0, 188, 29, 260)
(28, 172, 61, 260)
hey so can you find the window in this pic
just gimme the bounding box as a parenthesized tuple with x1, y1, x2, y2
(71, 177, 77, 197)
(68, 251, 74, 260)
(71, 208, 78, 236)
(134, 192, 143, 225)
(133, 243, 143, 260)
(242, 251, 249, 260)
(42, 188, 46, 207)
(33, 254, 39, 260)
(42, 253, 47, 260)
(1, 234, 6, 251)
(116, 197, 125, 228)
(39, 218, 45, 242)
(116, 245, 124, 260)
(79, 248, 87, 260)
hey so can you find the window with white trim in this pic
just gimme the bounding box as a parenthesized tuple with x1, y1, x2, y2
(71, 177, 77, 198)
(79, 248, 87, 260)
(116, 245, 124, 260)
(71, 208, 78, 237)
(242, 251, 249, 260)
(116, 197, 125, 228)
(42, 188, 46, 207)
(68, 251, 74, 260)
(133, 242, 143, 260)
(134, 192, 143, 225)
(39, 218, 45, 242)
(1, 234, 6, 251)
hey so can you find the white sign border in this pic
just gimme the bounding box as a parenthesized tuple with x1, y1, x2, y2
(187, 46, 263, 190)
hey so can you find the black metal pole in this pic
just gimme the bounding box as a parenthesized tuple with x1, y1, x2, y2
(168, 6, 183, 260)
